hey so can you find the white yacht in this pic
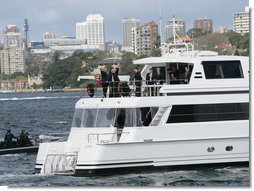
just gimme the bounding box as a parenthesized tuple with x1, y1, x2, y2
(35, 42, 249, 176)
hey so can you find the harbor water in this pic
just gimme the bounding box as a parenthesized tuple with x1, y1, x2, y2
(0, 92, 249, 187)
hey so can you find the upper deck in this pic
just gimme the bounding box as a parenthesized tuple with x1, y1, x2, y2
(133, 51, 249, 95)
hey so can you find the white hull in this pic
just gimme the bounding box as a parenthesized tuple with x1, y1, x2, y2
(35, 120, 249, 176)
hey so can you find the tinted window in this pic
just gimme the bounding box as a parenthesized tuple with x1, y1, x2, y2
(167, 103, 249, 123)
(203, 60, 243, 79)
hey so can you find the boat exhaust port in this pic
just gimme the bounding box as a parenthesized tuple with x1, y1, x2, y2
(41, 152, 78, 175)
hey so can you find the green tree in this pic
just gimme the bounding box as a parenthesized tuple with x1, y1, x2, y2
(42, 56, 85, 89)
(187, 28, 207, 38)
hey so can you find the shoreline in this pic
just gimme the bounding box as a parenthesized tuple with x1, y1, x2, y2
(14, 88, 84, 93)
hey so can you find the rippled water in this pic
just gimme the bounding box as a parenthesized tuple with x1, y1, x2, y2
(0, 92, 249, 187)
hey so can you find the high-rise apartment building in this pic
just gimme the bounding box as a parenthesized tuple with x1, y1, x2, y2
(194, 17, 213, 33)
(132, 21, 159, 55)
(165, 17, 186, 42)
(76, 14, 105, 50)
(0, 25, 25, 75)
(43, 32, 57, 40)
(122, 18, 140, 52)
(233, 6, 250, 35)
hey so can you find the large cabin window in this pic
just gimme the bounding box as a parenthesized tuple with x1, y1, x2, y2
(203, 60, 243, 79)
(167, 103, 249, 123)
(72, 107, 159, 128)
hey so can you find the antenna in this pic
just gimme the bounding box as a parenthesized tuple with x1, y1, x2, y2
(159, 0, 162, 44)
(172, 15, 176, 44)
(23, 19, 29, 50)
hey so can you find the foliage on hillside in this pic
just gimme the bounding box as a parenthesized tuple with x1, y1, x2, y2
(42, 50, 117, 89)
(193, 31, 249, 55)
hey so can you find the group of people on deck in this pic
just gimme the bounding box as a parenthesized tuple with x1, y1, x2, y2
(0, 129, 32, 149)
(99, 64, 167, 97)
(98, 64, 191, 98)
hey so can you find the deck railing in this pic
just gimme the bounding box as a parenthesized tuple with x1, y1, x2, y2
(85, 78, 189, 98)
(87, 131, 130, 144)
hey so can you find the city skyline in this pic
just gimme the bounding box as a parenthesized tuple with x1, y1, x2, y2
(0, 0, 249, 43)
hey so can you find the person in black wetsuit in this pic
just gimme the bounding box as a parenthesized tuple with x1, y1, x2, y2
(4, 129, 16, 148)
(19, 130, 33, 147)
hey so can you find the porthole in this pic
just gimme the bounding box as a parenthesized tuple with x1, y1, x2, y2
(207, 147, 215, 152)
(226, 146, 233, 151)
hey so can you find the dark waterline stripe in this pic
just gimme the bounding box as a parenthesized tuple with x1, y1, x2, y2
(166, 90, 249, 96)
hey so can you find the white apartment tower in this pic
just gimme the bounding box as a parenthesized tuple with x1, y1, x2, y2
(122, 18, 140, 52)
(0, 25, 25, 75)
(233, 6, 250, 35)
(165, 17, 186, 42)
(76, 14, 105, 50)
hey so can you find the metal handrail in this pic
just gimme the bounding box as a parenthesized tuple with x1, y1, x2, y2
(85, 77, 191, 98)
(88, 131, 130, 144)
(43, 152, 78, 174)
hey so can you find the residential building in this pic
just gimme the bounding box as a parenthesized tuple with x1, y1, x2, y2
(194, 17, 213, 33)
(233, 6, 250, 35)
(122, 18, 140, 52)
(43, 32, 57, 39)
(165, 17, 186, 42)
(0, 25, 25, 75)
(215, 27, 230, 34)
(76, 14, 105, 50)
(132, 21, 159, 55)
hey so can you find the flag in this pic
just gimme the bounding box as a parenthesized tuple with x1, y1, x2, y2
(94, 75, 102, 87)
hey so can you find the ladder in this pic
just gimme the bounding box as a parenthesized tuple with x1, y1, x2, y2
(42, 151, 78, 175)
(150, 106, 168, 126)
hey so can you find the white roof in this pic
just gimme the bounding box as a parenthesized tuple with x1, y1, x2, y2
(133, 52, 249, 66)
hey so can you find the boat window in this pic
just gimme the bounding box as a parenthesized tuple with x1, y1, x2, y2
(141, 107, 159, 126)
(72, 107, 160, 128)
(116, 108, 143, 127)
(95, 108, 116, 127)
(167, 103, 249, 123)
(81, 109, 97, 127)
(166, 63, 193, 84)
(203, 60, 243, 79)
(72, 109, 83, 127)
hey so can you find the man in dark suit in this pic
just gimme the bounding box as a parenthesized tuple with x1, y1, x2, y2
(134, 67, 142, 97)
(146, 68, 155, 96)
(154, 67, 165, 96)
(108, 65, 120, 97)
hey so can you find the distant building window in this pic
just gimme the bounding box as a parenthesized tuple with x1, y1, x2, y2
(167, 103, 249, 123)
(202, 60, 243, 79)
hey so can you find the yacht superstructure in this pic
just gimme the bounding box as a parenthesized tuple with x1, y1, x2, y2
(35, 43, 249, 176)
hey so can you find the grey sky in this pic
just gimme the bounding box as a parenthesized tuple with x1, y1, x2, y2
(0, 0, 249, 43)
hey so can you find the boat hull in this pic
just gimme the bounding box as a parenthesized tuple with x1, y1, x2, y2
(0, 146, 39, 155)
(74, 161, 249, 177)
(35, 135, 249, 176)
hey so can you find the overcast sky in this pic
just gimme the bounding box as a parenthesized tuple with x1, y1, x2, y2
(0, 0, 249, 43)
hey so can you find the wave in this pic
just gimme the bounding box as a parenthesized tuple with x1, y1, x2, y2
(55, 121, 68, 124)
(0, 96, 80, 101)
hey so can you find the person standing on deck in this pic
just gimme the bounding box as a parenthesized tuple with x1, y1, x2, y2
(100, 66, 109, 97)
(108, 64, 120, 97)
(146, 68, 155, 96)
(134, 67, 143, 97)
